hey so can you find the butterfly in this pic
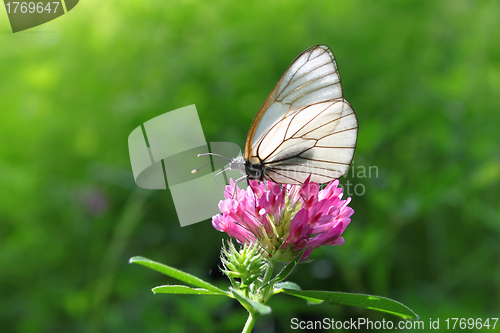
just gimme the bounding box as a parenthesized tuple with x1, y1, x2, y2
(226, 44, 358, 185)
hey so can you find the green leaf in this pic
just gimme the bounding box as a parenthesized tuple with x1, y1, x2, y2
(281, 289, 419, 320)
(230, 288, 272, 315)
(152, 285, 227, 295)
(274, 282, 323, 304)
(129, 256, 229, 296)
(274, 281, 301, 291)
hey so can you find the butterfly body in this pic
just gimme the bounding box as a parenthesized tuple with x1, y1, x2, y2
(229, 156, 264, 181)
(230, 44, 358, 185)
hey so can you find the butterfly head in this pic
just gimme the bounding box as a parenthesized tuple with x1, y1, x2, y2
(228, 156, 263, 181)
(228, 156, 246, 176)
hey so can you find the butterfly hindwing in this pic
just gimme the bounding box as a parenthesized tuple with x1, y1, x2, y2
(263, 100, 357, 184)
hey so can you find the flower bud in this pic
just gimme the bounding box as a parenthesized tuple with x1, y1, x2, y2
(220, 240, 266, 288)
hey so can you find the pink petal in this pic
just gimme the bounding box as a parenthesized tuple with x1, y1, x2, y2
(287, 209, 310, 243)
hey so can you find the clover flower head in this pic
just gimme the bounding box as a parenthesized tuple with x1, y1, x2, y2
(212, 176, 354, 261)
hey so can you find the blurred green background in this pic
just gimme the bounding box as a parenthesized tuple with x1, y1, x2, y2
(1, 0, 499, 332)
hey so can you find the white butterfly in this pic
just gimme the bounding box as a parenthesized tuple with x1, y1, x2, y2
(228, 44, 358, 185)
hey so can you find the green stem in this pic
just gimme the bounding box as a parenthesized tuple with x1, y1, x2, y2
(259, 260, 276, 303)
(262, 260, 276, 285)
(242, 312, 258, 333)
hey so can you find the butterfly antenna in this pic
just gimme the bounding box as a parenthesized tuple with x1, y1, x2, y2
(197, 152, 231, 161)
(191, 158, 229, 174)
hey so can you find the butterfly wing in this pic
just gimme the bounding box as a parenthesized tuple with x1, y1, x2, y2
(244, 45, 358, 184)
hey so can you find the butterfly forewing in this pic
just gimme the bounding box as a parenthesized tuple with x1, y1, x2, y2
(245, 45, 342, 153)
(244, 45, 358, 184)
